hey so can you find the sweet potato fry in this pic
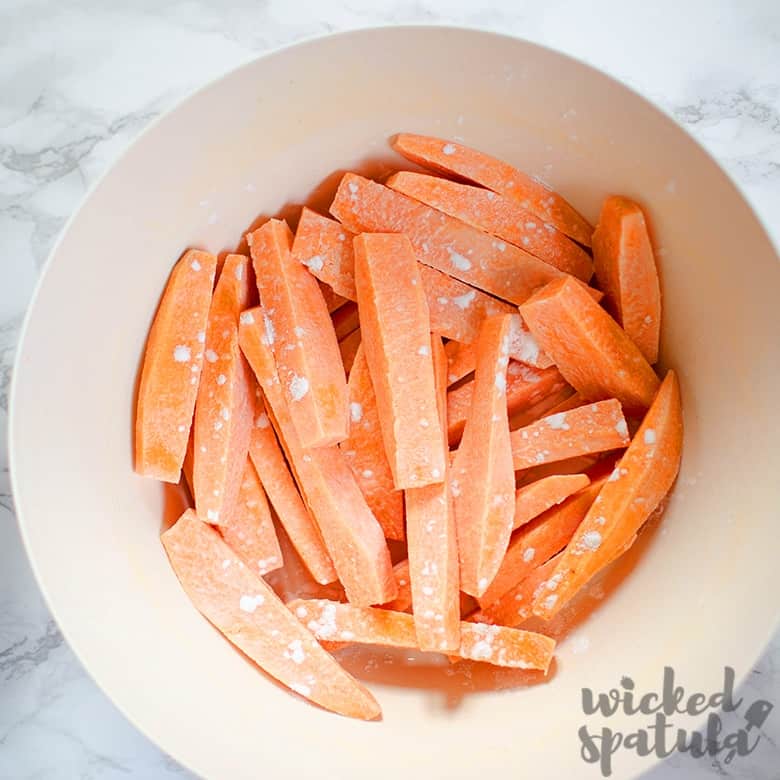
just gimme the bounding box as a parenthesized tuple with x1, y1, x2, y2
(452, 315, 515, 597)
(593, 196, 661, 363)
(391, 134, 593, 246)
(248, 219, 348, 448)
(386, 171, 593, 279)
(162, 511, 380, 720)
(193, 254, 254, 526)
(510, 399, 630, 471)
(289, 599, 555, 671)
(135, 249, 217, 482)
(354, 232, 445, 489)
(405, 335, 460, 650)
(532, 371, 682, 619)
(520, 277, 660, 413)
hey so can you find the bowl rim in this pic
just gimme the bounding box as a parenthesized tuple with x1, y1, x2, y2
(8, 22, 780, 779)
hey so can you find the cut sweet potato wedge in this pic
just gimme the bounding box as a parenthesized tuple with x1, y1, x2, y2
(477, 475, 606, 609)
(405, 335, 460, 651)
(161, 511, 380, 720)
(193, 254, 254, 526)
(338, 328, 361, 375)
(592, 196, 661, 364)
(513, 474, 591, 530)
(510, 399, 630, 471)
(332, 173, 567, 305)
(248, 219, 348, 448)
(532, 371, 682, 620)
(239, 307, 395, 606)
(340, 344, 405, 540)
(391, 134, 593, 246)
(354, 232, 445, 489)
(220, 456, 283, 575)
(452, 314, 515, 597)
(293, 207, 356, 300)
(289, 599, 555, 671)
(520, 277, 660, 413)
(447, 363, 568, 446)
(247, 405, 337, 585)
(135, 249, 217, 482)
(386, 171, 593, 279)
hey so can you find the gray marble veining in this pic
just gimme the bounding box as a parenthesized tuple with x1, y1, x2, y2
(1, 1, 778, 778)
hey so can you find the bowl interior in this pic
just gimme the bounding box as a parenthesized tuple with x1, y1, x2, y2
(11, 26, 780, 780)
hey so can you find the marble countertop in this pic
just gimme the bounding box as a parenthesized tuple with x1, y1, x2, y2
(1, 1, 778, 778)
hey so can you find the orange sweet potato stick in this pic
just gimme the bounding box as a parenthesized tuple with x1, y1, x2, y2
(239, 307, 396, 606)
(331, 173, 568, 305)
(470, 553, 562, 628)
(405, 335, 460, 651)
(354, 232, 446, 489)
(386, 171, 593, 280)
(452, 314, 516, 597)
(135, 249, 217, 482)
(513, 474, 591, 530)
(332, 301, 359, 341)
(383, 559, 413, 612)
(289, 209, 550, 366)
(161, 511, 380, 720)
(510, 399, 630, 471)
(293, 207, 356, 300)
(338, 328, 361, 375)
(192, 254, 254, 525)
(447, 363, 568, 446)
(519, 277, 660, 413)
(476, 475, 607, 608)
(532, 371, 683, 620)
(340, 344, 405, 540)
(248, 219, 348, 448)
(592, 196, 661, 364)
(289, 599, 555, 672)
(391, 134, 593, 246)
(247, 409, 337, 585)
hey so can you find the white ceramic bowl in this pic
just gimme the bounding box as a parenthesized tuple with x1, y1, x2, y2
(10, 26, 780, 780)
